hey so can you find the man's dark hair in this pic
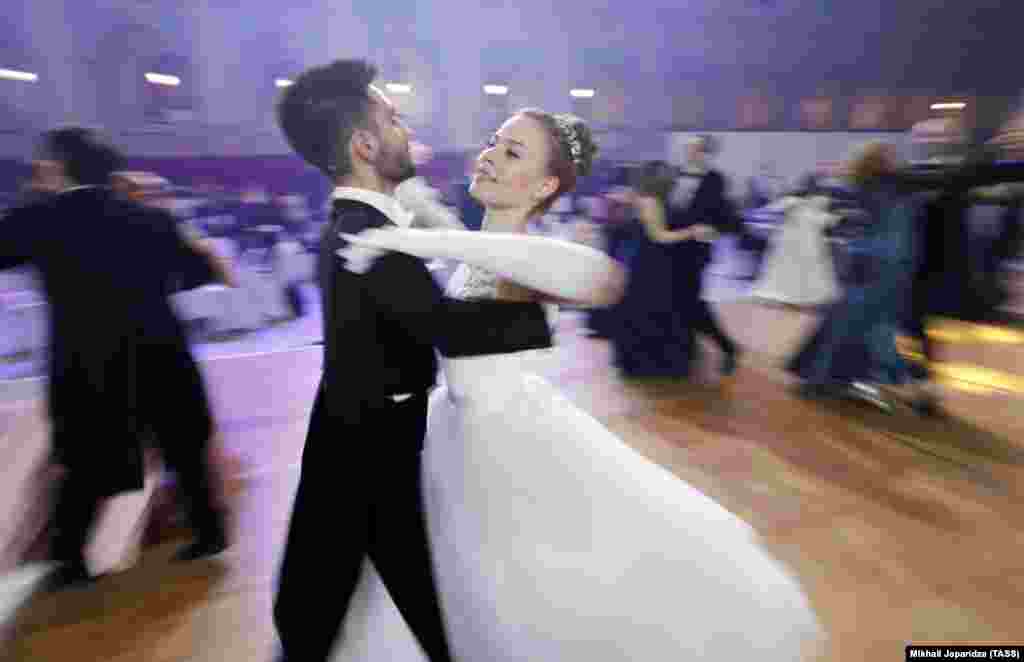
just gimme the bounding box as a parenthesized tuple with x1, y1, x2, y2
(276, 59, 378, 178)
(39, 126, 125, 186)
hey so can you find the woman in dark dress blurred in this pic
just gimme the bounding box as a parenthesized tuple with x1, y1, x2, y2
(611, 161, 706, 378)
(585, 167, 641, 339)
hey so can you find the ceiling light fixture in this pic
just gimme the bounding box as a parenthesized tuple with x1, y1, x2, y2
(144, 72, 181, 86)
(0, 68, 38, 82)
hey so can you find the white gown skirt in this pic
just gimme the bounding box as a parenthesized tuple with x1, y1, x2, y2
(331, 352, 824, 661)
(751, 199, 840, 306)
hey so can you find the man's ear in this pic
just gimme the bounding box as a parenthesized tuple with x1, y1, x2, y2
(351, 128, 379, 163)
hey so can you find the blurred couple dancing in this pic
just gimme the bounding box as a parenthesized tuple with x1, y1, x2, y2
(271, 59, 824, 662)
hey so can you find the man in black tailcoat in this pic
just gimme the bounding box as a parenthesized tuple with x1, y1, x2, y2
(270, 59, 455, 662)
(0, 127, 231, 588)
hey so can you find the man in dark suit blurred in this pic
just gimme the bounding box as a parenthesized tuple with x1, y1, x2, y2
(0, 127, 232, 589)
(669, 135, 742, 376)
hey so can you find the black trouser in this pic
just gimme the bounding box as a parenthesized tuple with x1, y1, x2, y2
(51, 436, 222, 567)
(273, 387, 452, 661)
(677, 251, 737, 356)
(51, 471, 104, 567)
(695, 298, 736, 355)
(52, 349, 224, 567)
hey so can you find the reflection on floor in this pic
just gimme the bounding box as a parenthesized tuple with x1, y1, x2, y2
(1, 299, 1023, 662)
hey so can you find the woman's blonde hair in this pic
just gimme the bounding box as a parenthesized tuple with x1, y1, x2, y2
(846, 140, 896, 186)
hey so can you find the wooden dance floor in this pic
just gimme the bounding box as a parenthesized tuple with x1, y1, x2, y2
(2, 301, 1024, 661)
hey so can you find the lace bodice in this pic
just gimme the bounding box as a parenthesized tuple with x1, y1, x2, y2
(446, 264, 499, 299)
(446, 264, 559, 328)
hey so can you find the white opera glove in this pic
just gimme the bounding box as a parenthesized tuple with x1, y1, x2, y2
(394, 177, 464, 230)
(338, 227, 624, 306)
(336, 239, 386, 275)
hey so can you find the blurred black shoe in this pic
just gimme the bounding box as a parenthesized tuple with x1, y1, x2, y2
(848, 381, 893, 412)
(43, 562, 96, 592)
(910, 394, 943, 417)
(173, 536, 228, 562)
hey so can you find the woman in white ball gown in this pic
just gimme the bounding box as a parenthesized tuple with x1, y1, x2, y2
(331, 109, 825, 661)
(750, 185, 841, 306)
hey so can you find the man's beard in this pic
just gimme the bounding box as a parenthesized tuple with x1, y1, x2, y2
(378, 146, 416, 184)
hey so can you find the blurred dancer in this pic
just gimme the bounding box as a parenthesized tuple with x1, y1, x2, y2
(669, 136, 742, 376)
(750, 177, 841, 306)
(0, 127, 230, 589)
(787, 142, 931, 410)
(612, 161, 699, 377)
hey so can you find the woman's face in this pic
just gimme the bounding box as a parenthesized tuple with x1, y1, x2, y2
(469, 114, 558, 212)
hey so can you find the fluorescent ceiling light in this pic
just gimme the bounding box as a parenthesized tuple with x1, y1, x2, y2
(145, 72, 181, 86)
(0, 68, 38, 82)
(483, 84, 509, 95)
(275, 78, 294, 88)
(386, 82, 411, 94)
(931, 102, 966, 110)
(570, 88, 596, 99)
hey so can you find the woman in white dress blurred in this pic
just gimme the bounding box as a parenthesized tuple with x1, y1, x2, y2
(750, 178, 840, 306)
(331, 109, 824, 661)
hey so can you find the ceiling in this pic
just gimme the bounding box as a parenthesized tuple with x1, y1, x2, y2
(5, 0, 1022, 137)
(557, 0, 1021, 94)
(73, 0, 1022, 94)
